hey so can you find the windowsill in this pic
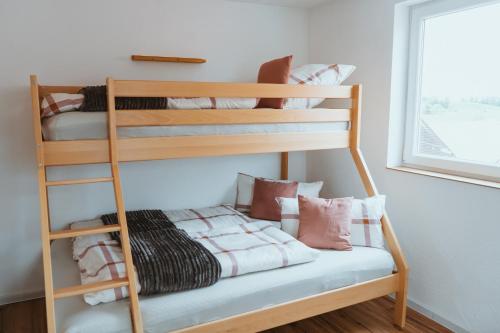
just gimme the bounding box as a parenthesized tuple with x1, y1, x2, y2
(387, 165, 500, 189)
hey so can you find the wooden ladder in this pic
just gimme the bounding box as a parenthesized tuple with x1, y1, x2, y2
(30, 76, 144, 333)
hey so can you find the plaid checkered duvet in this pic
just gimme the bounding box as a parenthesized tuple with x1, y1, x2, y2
(71, 205, 319, 305)
(164, 204, 252, 232)
(190, 220, 318, 278)
(71, 218, 133, 305)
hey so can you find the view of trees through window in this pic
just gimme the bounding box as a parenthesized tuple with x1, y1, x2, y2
(416, 2, 500, 167)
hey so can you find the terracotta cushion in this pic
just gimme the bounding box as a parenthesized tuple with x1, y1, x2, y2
(250, 178, 298, 221)
(297, 195, 353, 250)
(256, 55, 293, 109)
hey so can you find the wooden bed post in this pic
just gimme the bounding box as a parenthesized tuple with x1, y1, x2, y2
(31, 75, 57, 333)
(349, 85, 409, 328)
(281, 152, 289, 180)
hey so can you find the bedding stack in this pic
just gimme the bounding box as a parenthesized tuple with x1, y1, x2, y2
(235, 172, 386, 250)
(72, 204, 319, 305)
(40, 86, 259, 119)
(71, 172, 387, 307)
(39, 56, 355, 120)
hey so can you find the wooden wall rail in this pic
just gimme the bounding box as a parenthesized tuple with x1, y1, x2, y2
(131, 55, 206, 64)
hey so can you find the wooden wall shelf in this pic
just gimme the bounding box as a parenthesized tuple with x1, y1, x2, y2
(131, 55, 206, 64)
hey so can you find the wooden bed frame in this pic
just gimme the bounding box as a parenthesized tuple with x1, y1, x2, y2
(30, 75, 408, 333)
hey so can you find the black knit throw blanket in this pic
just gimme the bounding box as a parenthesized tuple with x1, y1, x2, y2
(79, 86, 168, 111)
(101, 210, 221, 295)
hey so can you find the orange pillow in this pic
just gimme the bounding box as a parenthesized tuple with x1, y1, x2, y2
(297, 195, 353, 250)
(250, 178, 298, 221)
(256, 55, 293, 109)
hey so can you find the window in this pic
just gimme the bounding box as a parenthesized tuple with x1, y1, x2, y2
(404, 0, 500, 181)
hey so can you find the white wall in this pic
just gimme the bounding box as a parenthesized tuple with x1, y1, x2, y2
(0, 0, 309, 303)
(308, 1, 500, 332)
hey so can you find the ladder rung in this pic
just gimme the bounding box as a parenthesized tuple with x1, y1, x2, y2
(49, 225, 121, 240)
(46, 177, 113, 187)
(54, 278, 129, 299)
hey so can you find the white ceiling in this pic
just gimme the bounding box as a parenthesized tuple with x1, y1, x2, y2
(226, 0, 333, 8)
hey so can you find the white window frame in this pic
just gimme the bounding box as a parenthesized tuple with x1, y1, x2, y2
(403, 0, 500, 181)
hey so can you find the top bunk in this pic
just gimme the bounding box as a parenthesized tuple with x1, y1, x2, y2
(31, 76, 361, 167)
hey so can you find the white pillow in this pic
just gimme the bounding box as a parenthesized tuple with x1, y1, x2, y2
(235, 173, 323, 214)
(284, 64, 356, 109)
(276, 195, 386, 249)
(168, 97, 257, 109)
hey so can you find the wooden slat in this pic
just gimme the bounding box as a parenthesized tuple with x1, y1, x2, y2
(45, 177, 113, 187)
(44, 140, 110, 166)
(114, 80, 353, 98)
(116, 109, 351, 127)
(43, 132, 350, 166)
(172, 274, 399, 333)
(49, 225, 121, 240)
(131, 55, 206, 63)
(53, 278, 129, 299)
(120, 132, 349, 161)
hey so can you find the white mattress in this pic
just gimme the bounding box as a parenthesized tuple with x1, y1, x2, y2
(53, 239, 395, 333)
(42, 112, 349, 141)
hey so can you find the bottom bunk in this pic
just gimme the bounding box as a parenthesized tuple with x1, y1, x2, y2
(52, 238, 395, 333)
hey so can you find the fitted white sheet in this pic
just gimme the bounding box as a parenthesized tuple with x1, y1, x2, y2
(42, 111, 349, 141)
(53, 239, 395, 333)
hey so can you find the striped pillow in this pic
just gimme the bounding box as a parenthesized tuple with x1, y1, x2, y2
(284, 64, 356, 109)
(275, 197, 300, 238)
(351, 196, 385, 249)
(277, 195, 385, 249)
(41, 93, 84, 118)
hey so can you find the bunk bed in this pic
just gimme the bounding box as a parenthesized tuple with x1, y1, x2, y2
(30, 75, 409, 333)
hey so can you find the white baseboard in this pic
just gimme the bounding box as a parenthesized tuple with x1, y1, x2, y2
(406, 298, 470, 333)
(387, 294, 470, 333)
(0, 289, 44, 306)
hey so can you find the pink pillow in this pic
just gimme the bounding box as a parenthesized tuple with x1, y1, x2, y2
(297, 195, 353, 250)
(250, 178, 298, 221)
(256, 55, 293, 109)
